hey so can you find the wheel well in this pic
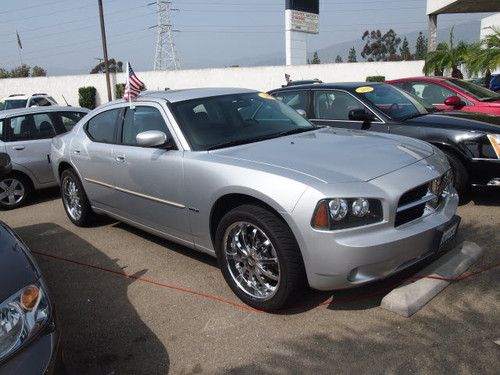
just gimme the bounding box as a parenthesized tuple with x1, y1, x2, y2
(58, 161, 73, 177)
(209, 194, 286, 247)
(430, 143, 468, 166)
(5, 170, 34, 190)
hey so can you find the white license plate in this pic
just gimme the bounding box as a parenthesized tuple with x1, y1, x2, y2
(440, 222, 458, 247)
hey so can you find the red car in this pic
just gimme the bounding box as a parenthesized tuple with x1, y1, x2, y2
(388, 77, 500, 115)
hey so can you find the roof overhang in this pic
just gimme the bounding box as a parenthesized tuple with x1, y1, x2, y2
(427, 0, 500, 15)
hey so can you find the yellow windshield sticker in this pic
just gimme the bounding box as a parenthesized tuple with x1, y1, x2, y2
(355, 86, 374, 93)
(258, 93, 275, 100)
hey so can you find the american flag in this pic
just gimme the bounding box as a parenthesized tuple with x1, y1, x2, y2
(123, 62, 144, 101)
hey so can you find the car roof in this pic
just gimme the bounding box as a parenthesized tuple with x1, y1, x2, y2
(0, 105, 89, 119)
(101, 87, 259, 108)
(270, 82, 385, 92)
(2, 93, 51, 100)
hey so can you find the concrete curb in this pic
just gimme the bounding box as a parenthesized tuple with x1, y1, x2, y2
(380, 241, 483, 317)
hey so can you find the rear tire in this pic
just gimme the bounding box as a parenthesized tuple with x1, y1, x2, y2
(443, 151, 469, 199)
(215, 204, 306, 311)
(0, 173, 32, 210)
(60, 169, 97, 226)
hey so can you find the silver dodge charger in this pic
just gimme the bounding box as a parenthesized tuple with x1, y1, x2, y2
(51, 88, 459, 310)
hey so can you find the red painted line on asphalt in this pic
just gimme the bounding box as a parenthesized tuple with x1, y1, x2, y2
(31, 250, 500, 314)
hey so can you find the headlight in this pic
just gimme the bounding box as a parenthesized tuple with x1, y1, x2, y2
(312, 198, 383, 230)
(0, 282, 50, 362)
(487, 134, 500, 159)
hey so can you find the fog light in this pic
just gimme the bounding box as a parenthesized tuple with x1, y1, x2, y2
(352, 198, 369, 217)
(329, 199, 348, 221)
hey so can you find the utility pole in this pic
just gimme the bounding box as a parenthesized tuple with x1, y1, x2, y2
(98, 0, 112, 101)
(153, 0, 179, 70)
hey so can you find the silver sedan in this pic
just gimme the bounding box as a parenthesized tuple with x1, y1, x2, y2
(51, 88, 459, 310)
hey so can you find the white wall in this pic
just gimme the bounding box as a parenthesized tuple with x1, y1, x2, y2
(0, 60, 425, 107)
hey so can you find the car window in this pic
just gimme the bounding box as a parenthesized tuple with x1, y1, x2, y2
(29, 97, 52, 107)
(7, 113, 56, 141)
(313, 90, 365, 120)
(405, 82, 455, 106)
(1, 99, 27, 110)
(273, 91, 309, 111)
(121, 106, 173, 146)
(59, 111, 86, 132)
(85, 109, 120, 143)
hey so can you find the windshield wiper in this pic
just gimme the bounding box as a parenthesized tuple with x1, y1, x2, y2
(206, 127, 317, 150)
(480, 97, 500, 102)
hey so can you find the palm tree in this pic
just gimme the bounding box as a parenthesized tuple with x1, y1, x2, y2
(423, 27, 468, 78)
(465, 26, 500, 86)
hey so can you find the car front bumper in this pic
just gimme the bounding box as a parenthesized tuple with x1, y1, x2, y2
(469, 158, 500, 187)
(0, 316, 63, 375)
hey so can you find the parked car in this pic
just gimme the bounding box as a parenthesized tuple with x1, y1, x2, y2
(51, 88, 459, 310)
(0, 94, 58, 111)
(489, 74, 500, 93)
(387, 77, 500, 115)
(0, 152, 63, 374)
(269, 82, 500, 196)
(0, 106, 89, 209)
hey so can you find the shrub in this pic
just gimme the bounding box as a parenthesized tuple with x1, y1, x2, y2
(115, 83, 125, 99)
(366, 76, 386, 82)
(78, 86, 96, 109)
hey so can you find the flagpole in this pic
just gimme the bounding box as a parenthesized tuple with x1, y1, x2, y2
(126, 62, 134, 109)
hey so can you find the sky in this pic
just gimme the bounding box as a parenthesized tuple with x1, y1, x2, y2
(0, 0, 493, 76)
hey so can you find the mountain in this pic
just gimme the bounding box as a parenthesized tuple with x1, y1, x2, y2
(233, 20, 481, 66)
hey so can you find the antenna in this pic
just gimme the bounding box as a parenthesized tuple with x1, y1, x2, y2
(152, 0, 180, 70)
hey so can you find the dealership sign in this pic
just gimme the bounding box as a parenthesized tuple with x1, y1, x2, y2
(290, 9, 319, 34)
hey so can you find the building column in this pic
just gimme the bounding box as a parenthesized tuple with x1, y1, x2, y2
(428, 14, 438, 51)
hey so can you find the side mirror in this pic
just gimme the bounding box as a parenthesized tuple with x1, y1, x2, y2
(296, 109, 308, 118)
(444, 95, 465, 108)
(0, 153, 12, 177)
(348, 109, 375, 122)
(136, 130, 167, 148)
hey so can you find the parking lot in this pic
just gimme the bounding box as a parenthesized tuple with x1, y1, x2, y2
(1, 188, 499, 374)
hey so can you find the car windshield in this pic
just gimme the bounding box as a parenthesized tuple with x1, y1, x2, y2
(169, 92, 316, 151)
(0, 99, 27, 110)
(447, 78, 500, 102)
(357, 84, 431, 120)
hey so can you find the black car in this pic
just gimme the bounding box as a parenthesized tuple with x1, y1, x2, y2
(0, 152, 63, 374)
(269, 82, 500, 196)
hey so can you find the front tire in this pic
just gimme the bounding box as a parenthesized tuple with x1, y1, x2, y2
(0, 174, 32, 210)
(61, 169, 96, 226)
(443, 151, 469, 199)
(215, 204, 306, 311)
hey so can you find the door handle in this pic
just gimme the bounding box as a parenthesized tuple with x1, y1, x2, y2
(115, 155, 126, 162)
(73, 149, 81, 154)
(13, 146, 25, 150)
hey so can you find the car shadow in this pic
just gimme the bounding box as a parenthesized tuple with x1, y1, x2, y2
(13, 223, 169, 375)
(469, 187, 500, 206)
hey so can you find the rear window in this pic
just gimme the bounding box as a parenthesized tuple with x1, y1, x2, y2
(0, 99, 27, 110)
(85, 109, 120, 143)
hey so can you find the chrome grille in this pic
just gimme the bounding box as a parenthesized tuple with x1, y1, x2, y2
(395, 171, 451, 227)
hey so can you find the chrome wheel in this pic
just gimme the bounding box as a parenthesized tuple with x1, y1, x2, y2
(223, 222, 280, 300)
(62, 176, 82, 221)
(0, 178, 25, 206)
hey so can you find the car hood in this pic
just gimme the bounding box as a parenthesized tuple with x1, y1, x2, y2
(406, 111, 500, 133)
(212, 128, 434, 184)
(0, 222, 39, 302)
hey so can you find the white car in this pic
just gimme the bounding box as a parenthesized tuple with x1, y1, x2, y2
(0, 94, 58, 111)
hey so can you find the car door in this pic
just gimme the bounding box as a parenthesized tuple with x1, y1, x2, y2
(71, 108, 122, 209)
(309, 89, 387, 132)
(4, 112, 58, 184)
(112, 104, 190, 241)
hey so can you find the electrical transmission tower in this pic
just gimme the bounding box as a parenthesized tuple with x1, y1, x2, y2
(153, 0, 179, 70)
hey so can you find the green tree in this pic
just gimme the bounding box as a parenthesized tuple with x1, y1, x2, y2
(347, 47, 357, 62)
(423, 27, 467, 78)
(0, 69, 10, 79)
(90, 58, 123, 74)
(31, 66, 47, 77)
(415, 31, 428, 60)
(361, 29, 401, 61)
(465, 26, 500, 86)
(310, 51, 321, 64)
(10, 64, 30, 78)
(400, 37, 412, 60)
(335, 55, 343, 63)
